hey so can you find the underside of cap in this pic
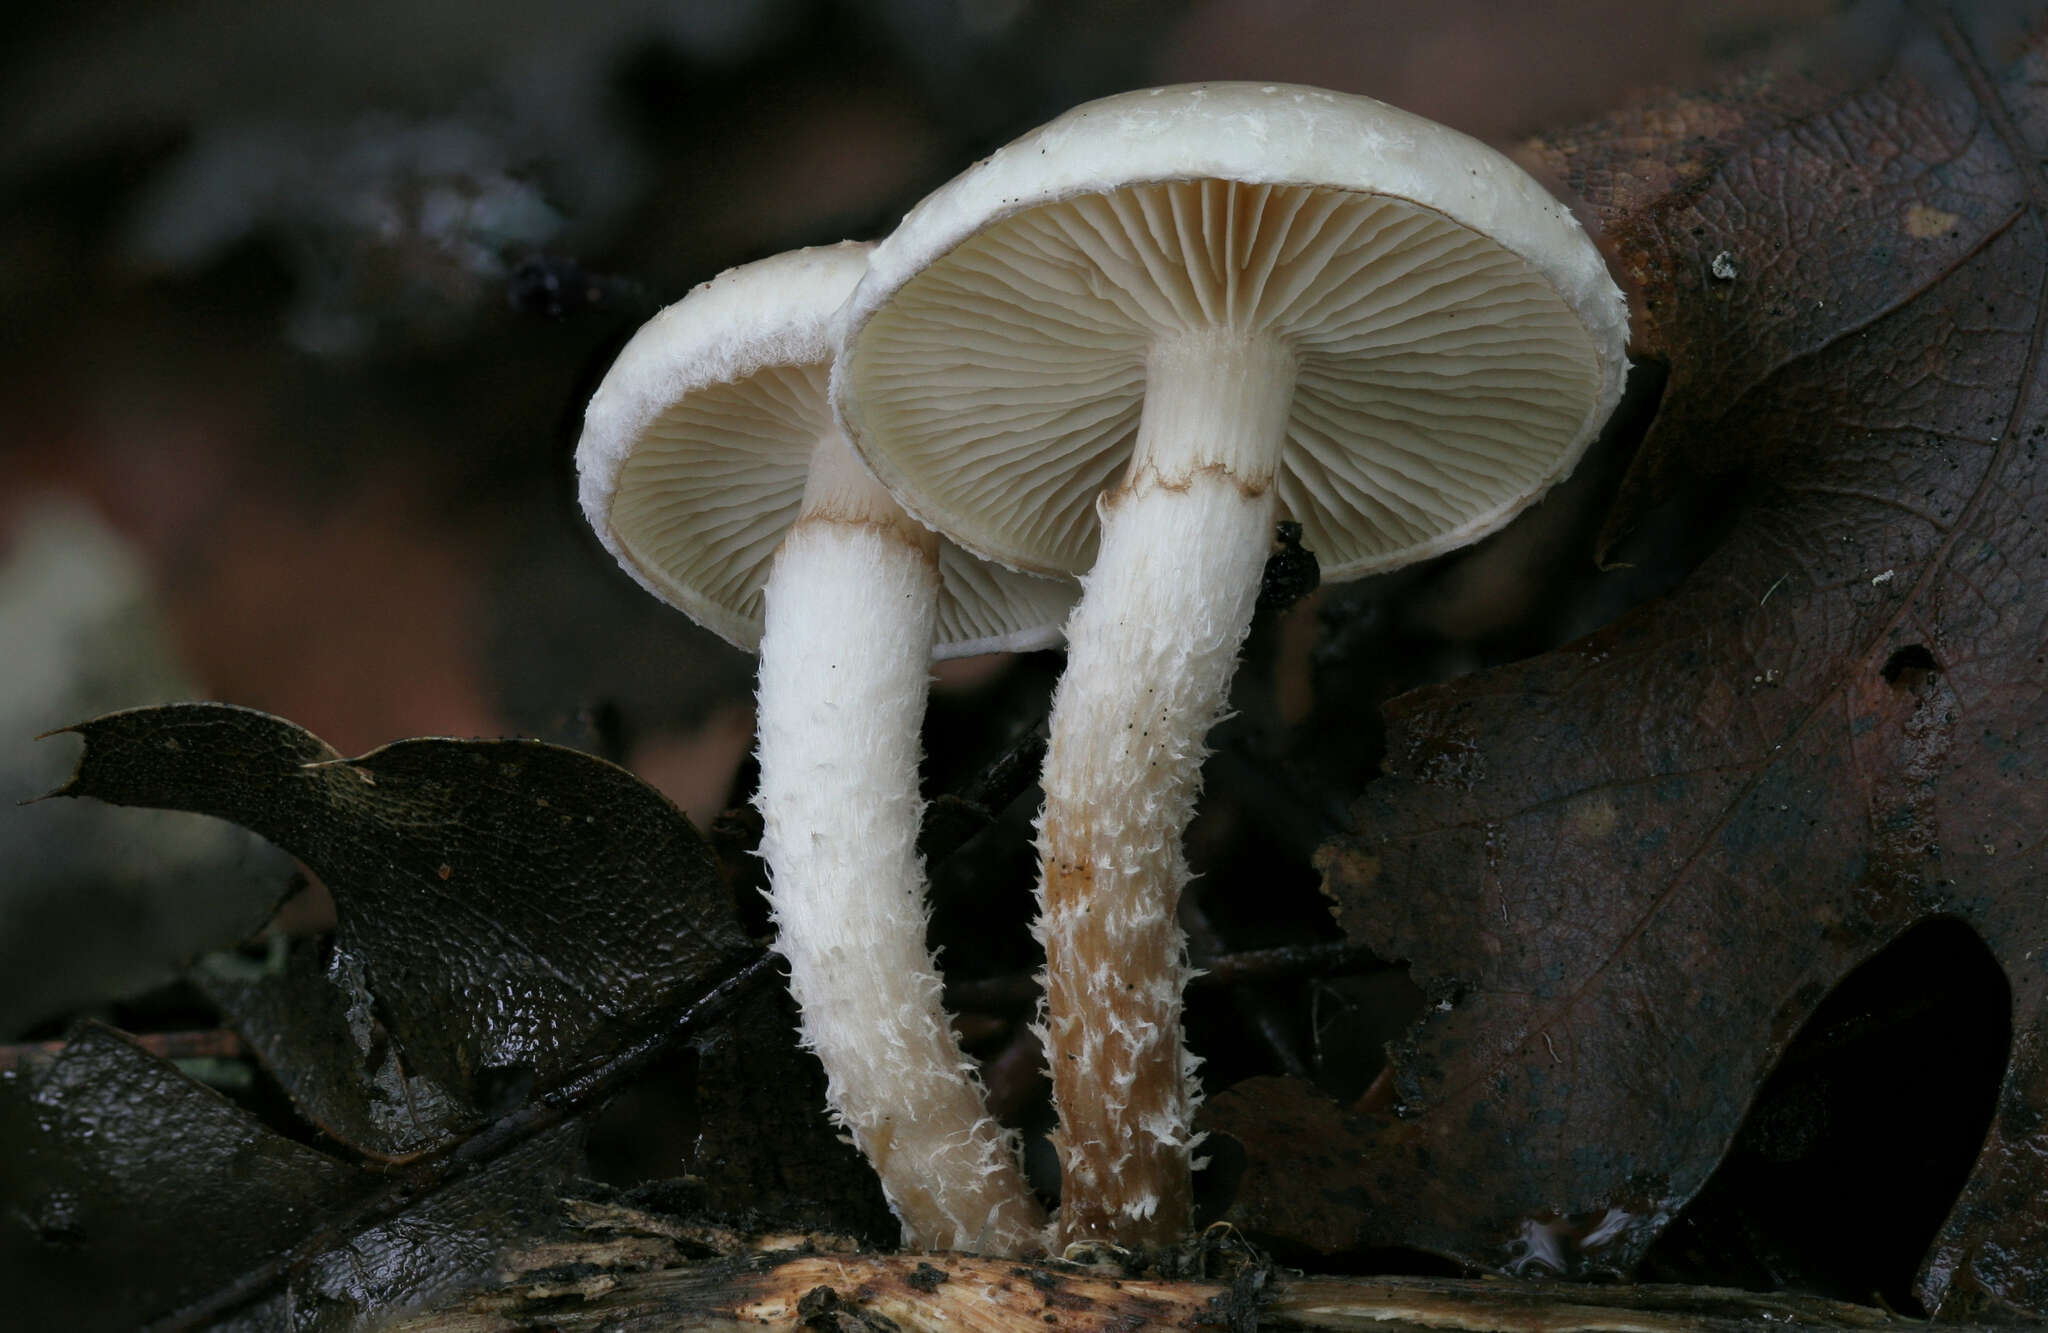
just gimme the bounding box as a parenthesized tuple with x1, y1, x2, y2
(835, 85, 1629, 583)
(577, 243, 1073, 656)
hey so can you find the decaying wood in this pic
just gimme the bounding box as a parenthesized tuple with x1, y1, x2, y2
(390, 1240, 1943, 1333)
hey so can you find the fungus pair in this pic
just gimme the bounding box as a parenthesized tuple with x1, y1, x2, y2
(579, 84, 1626, 1255)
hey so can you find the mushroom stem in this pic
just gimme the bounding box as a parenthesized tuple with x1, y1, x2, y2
(757, 430, 1047, 1255)
(1036, 334, 1292, 1247)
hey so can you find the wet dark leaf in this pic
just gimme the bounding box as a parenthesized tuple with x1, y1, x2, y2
(0, 1021, 594, 1333)
(265, 1123, 587, 1333)
(193, 937, 481, 1162)
(51, 703, 755, 1120)
(0, 1023, 376, 1332)
(1215, 4, 2048, 1321)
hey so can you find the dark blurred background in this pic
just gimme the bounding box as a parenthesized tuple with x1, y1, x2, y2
(0, 0, 1826, 764)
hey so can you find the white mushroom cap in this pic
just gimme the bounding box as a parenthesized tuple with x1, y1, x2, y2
(834, 83, 1630, 581)
(578, 242, 1072, 658)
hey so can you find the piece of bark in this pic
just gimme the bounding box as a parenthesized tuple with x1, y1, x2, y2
(391, 1247, 1949, 1333)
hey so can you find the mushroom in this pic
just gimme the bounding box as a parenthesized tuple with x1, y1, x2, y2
(832, 84, 1629, 1246)
(578, 242, 1067, 1254)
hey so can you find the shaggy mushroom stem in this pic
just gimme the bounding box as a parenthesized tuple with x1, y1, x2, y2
(1036, 331, 1294, 1246)
(757, 425, 1047, 1254)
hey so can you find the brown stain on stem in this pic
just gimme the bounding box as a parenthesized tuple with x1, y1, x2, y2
(1038, 815, 1192, 1250)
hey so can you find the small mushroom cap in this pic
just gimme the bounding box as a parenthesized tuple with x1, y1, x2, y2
(835, 83, 1630, 582)
(578, 242, 1073, 658)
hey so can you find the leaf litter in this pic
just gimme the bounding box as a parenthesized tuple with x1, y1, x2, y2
(0, 703, 851, 1329)
(1208, 2, 2048, 1320)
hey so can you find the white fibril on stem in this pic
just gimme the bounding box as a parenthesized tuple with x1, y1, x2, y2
(757, 435, 1043, 1251)
(1035, 333, 1293, 1240)
(836, 84, 1630, 1249)
(578, 244, 1070, 1254)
